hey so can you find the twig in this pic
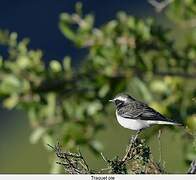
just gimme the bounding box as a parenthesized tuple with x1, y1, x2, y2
(121, 140, 135, 163)
(158, 129, 162, 164)
(178, 18, 196, 29)
(78, 148, 90, 172)
(188, 160, 196, 174)
(99, 167, 112, 173)
(48, 143, 89, 174)
(154, 71, 196, 79)
(148, 0, 174, 12)
(149, 160, 166, 174)
(121, 136, 141, 163)
(49, 138, 164, 174)
(56, 161, 69, 166)
(100, 152, 108, 163)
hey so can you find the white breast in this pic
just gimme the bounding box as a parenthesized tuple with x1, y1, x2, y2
(115, 111, 150, 131)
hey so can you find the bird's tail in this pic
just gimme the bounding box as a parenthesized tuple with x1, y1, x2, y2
(149, 120, 183, 126)
(161, 121, 182, 126)
(165, 118, 183, 126)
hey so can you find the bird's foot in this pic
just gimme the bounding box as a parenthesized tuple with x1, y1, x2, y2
(129, 136, 135, 144)
(129, 135, 138, 145)
(129, 130, 141, 145)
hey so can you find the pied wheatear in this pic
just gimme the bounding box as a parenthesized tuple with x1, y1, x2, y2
(109, 93, 182, 139)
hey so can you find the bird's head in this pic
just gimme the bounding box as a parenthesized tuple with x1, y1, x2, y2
(109, 93, 135, 107)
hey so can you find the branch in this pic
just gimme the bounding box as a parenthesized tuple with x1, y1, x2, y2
(121, 137, 138, 162)
(148, 0, 174, 12)
(48, 137, 165, 174)
(47, 143, 91, 174)
(119, 137, 165, 174)
(33, 68, 196, 94)
(188, 160, 196, 174)
(154, 71, 196, 79)
(181, 19, 196, 28)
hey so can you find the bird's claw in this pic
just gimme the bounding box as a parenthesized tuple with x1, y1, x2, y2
(129, 136, 137, 144)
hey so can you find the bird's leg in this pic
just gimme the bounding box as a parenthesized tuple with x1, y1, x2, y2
(133, 129, 141, 142)
(129, 129, 142, 144)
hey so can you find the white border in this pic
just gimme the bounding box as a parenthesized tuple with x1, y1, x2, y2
(0, 175, 195, 180)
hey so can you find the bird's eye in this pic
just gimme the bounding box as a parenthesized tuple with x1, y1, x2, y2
(115, 100, 123, 106)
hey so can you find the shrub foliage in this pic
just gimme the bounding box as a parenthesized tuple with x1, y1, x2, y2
(0, 1, 195, 173)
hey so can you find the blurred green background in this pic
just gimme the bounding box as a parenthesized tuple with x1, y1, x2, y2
(0, 109, 187, 173)
(0, 0, 195, 174)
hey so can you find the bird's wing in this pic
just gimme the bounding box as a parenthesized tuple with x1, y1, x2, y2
(118, 101, 146, 119)
(119, 101, 168, 121)
(138, 106, 168, 121)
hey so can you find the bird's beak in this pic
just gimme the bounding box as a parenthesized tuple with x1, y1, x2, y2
(109, 99, 114, 102)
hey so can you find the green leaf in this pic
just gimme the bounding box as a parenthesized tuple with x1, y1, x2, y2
(89, 140, 103, 154)
(150, 80, 168, 94)
(3, 94, 18, 109)
(49, 60, 62, 73)
(42, 133, 54, 149)
(47, 93, 56, 117)
(30, 127, 46, 144)
(16, 56, 30, 69)
(63, 56, 71, 71)
(128, 77, 152, 102)
(0, 75, 21, 94)
(98, 84, 110, 98)
(87, 101, 102, 115)
(59, 15, 76, 41)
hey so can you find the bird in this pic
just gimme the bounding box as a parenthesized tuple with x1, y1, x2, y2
(109, 93, 182, 140)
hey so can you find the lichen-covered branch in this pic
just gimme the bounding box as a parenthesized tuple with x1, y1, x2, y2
(49, 137, 165, 174)
(48, 143, 91, 174)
